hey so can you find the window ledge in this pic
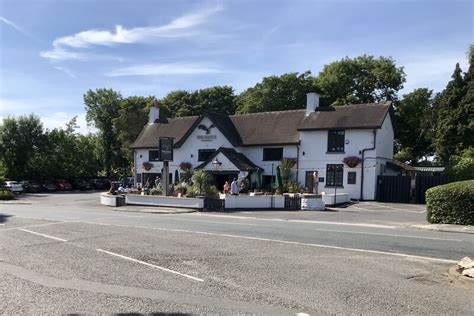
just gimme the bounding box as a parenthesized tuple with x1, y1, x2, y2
(326, 152, 345, 154)
(324, 186, 344, 189)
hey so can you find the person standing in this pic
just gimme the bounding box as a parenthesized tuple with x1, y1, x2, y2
(223, 181, 230, 194)
(231, 178, 239, 195)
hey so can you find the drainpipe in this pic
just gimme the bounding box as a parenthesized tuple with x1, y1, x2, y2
(360, 130, 377, 200)
(296, 145, 300, 184)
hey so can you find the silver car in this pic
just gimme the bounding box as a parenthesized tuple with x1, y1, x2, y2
(5, 181, 24, 194)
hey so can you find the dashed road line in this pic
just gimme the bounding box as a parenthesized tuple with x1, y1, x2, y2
(96, 248, 204, 282)
(17, 228, 68, 242)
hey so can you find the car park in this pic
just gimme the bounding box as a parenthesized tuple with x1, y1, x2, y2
(72, 179, 92, 191)
(21, 180, 42, 193)
(41, 180, 57, 192)
(55, 179, 73, 191)
(4, 181, 24, 194)
(90, 178, 111, 191)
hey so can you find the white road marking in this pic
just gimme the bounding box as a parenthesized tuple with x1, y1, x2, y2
(96, 248, 204, 282)
(359, 202, 426, 213)
(0, 221, 69, 231)
(17, 228, 68, 242)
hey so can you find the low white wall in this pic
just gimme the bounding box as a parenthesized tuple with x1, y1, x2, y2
(322, 193, 350, 206)
(125, 194, 203, 209)
(224, 195, 285, 209)
(100, 194, 124, 207)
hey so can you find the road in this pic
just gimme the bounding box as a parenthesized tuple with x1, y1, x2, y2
(1, 193, 473, 314)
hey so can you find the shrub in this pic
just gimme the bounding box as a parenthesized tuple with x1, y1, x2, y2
(205, 185, 220, 197)
(192, 170, 211, 195)
(0, 189, 14, 200)
(150, 187, 162, 195)
(445, 147, 474, 181)
(426, 180, 474, 225)
(185, 186, 199, 198)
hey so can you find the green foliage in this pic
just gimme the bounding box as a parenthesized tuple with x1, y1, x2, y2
(236, 72, 317, 114)
(287, 182, 304, 193)
(0, 189, 14, 200)
(445, 147, 474, 180)
(426, 180, 474, 225)
(394, 88, 433, 163)
(191, 169, 212, 195)
(160, 86, 236, 117)
(316, 55, 406, 105)
(205, 185, 220, 197)
(279, 159, 295, 191)
(150, 187, 163, 195)
(185, 185, 199, 198)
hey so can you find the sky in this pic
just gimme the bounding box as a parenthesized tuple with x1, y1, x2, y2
(0, 0, 472, 134)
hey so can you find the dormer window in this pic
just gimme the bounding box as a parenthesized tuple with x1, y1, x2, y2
(327, 130, 345, 153)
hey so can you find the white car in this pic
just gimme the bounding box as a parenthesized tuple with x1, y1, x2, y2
(4, 181, 24, 194)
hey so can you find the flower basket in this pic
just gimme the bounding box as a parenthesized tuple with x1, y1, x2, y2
(343, 156, 362, 168)
(142, 162, 154, 171)
(179, 162, 192, 170)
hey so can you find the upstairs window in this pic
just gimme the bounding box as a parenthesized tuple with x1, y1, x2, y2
(263, 148, 283, 161)
(328, 130, 345, 152)
(198, 149, 216, 161)
(149, 150, 160, 161)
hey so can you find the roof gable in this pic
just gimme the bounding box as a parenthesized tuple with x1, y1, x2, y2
(195, 147, 263, 171)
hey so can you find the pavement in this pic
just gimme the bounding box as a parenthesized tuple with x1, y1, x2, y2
(0, 192, 473, 314)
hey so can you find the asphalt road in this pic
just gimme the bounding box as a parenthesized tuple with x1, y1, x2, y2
(1, 193, 473, 314)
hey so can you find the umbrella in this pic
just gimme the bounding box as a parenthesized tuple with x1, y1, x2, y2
(174, 169, 179, 185)
(256, 170, 262, 189)
(273, 166, 282, 192)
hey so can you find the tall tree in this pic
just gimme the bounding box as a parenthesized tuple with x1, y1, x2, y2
(112, 96, 157, 161)
(84, 88, 125, 174)
(235, 71, 317, 114)
(316, 55, 406, 105)
(394, 88, 433, 163)
(0, 115, 46, 179)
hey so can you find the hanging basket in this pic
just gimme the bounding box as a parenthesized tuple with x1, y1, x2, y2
(142, 162, 154, 171)
(343, 156, 362, 168)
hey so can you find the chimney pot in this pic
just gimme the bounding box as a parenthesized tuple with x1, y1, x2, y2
(306, 92, 320, 116)
(149, 105, 160, 124)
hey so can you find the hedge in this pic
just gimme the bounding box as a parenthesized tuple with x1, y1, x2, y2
(426, 180, 474, 225)
(0, 189, 14, 200)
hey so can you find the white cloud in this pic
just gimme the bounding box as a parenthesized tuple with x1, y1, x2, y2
(105, 62, 222, 77)
(40, 4, 223, 61)
(40, 112, 95, 134)
(0, 16, 37, 41)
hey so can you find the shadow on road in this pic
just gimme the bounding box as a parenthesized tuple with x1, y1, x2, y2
(0, 213, 12, 223)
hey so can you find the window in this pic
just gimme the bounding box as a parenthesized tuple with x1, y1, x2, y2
(327, 130, 345, 152)
(198, 149, 216, 161)
(263, 148, 283, 161)
(149, 150, 160, 161)
(326, 164, 344, 187)
(348, 171, 356, 184)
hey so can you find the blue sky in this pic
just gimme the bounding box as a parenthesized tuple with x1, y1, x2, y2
(0, 0, 472, 133)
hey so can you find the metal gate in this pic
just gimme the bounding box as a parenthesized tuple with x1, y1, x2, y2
(415, 176, 451, 204)
(376, 175, 411, 203)
(284, 195, 301, 210)
(203, 197, 225, 212)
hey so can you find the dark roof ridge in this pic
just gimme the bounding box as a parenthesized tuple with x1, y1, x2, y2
(230, 109, 305, 117)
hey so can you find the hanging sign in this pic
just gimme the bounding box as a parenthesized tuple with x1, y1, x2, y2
(159, 137, 174, 161)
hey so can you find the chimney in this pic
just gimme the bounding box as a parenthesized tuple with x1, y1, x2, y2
(149, 105, 160, 124)
(306, 92, 320, 116)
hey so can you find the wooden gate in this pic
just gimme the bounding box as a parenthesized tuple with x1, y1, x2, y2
(284, 195, 301, 210)
(376, 175, 411, 203)
(203, 197, 225, 212)
(415, 176, 451, 204)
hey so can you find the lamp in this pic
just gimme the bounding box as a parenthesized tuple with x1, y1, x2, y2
(212, 158, 222, 167)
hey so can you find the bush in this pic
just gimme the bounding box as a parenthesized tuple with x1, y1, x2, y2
(205, 185, 219, 197)
(0, 189, 14, 200)
(445, 147, 474, 181)
(426, 180, 474, 225)
(185, 186, 199, 198)
(150, 187, 162, 195)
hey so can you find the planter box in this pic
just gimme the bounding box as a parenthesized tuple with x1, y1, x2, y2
(301, 194, 325, 211)
(321, 192, 350, 206)
(224, 194, 285, 209)
(125, 194, 203, 209)
(100, 194, 125, 207)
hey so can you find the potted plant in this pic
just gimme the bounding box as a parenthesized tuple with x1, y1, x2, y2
(343, 156, 362, 168)
(142, 162, 154, 171)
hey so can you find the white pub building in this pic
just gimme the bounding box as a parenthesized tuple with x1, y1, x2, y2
(131, 93, 395, 200)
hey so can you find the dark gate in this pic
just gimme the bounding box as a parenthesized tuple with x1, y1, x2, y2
(203, 197, 225, 212)
(415, 176, 450, 204)
(376, 175, 411, 203)
(284, 195, 301, 210)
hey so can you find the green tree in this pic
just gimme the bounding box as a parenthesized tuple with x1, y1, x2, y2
(160, 86, 236, 117)
(445, 147, 474, 180)
(113, 96, 157, 161)
(316, 55, 406, 105)
(394, 88, 433, 163)
(235, 71, 317, 114)
(0, 115, 46, 179)
(84, 88, 126, 175)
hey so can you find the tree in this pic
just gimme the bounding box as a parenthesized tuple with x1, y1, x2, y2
(445, 147, 474, 180)
(0, 115, 46, 179)
(84, 88, 126, 175)
(113, 96, 157, 161)
(160, 86, 236, 117)
(235, 71, 317, 114)
(316, 55, 406, 105)
(394, 88, 433, 163)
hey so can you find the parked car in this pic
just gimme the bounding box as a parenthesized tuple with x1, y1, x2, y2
(90, 178, 111, 191)
(41, 180, 57, 192)
(55, 179, 73, 191)
(72, 179, 92, 191)
(4, 181, 24, 194)
(21, 180, 42, 193)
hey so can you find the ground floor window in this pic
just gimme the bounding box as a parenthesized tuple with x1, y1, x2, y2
(262, 175, 275, 190)
(347, 171, 357, 184)
(326, 164, 343, 187)
(136, 173, 142, 184)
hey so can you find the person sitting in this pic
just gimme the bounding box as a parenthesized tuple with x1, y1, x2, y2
(223, 181, 230, 194)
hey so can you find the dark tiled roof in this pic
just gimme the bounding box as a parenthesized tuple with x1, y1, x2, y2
(195, 147, 263, 171)
(131, 103, 392, 148)
(298, 103, 391, 131)
(131, 116, 199, 148)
